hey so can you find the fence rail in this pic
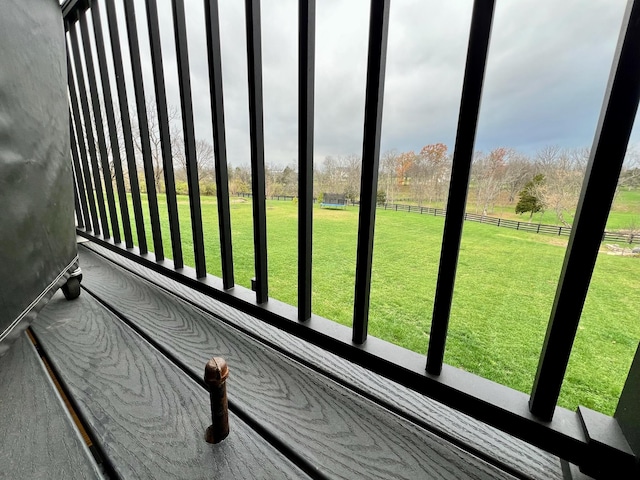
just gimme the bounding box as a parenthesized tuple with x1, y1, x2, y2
(237, 193, 640, 245)
(383, 203, 640, 244)
(64, 0, 640, 477)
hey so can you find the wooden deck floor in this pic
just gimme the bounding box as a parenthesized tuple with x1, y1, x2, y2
(6, 241, 571, 479)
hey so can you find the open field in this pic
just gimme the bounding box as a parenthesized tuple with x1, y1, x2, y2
(105, 192, 639, 416)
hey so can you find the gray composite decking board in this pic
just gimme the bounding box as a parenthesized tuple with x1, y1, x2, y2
(0, 333, 102, 480)
(80, 242, 563, 480)
(77, 246, 518, 480)
(32, 292, 310, 480)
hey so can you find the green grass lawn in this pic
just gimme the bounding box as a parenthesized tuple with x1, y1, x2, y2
(104, 192, 639, 416)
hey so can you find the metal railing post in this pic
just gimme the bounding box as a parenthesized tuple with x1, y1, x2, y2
(426, 0, 495, 374)
(204, 0, 235, 289)
(352, 0, 391, 344)
(145, 0, 184, 267)
(245, 0, 269, 303)
(530, 0, 640, 421)
(172, 0, 208, 277)
(298, 0, 316, 321)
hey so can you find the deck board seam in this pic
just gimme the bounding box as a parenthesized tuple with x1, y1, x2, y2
(28, 326, 123, 480)
(0, 333, 105, 478)
(27, 329, 93, 447)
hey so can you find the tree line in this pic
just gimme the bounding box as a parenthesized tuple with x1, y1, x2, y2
(87, 101, 640, 227)
(240, 144, 638, 227)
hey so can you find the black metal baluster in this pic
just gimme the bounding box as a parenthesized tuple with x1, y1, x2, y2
(91, 0, 134, 248)
(122, 0, 164, 260)
(72, 170, 84, 229)
(172, 0, 207, 277)
(104, 0, 148, 253)
(204, 0, 234, 289)
(245, 0, 268, 304)
(69, 24, 110, 239)
(79, 12, 121, 244)
(530, 0, 640, 421)
(67, 50, 100, 235)
(426, 0, 495, 373)
(352, 0, 391, 344)
(298, 0, 315, 321)
(69, 114, 92, 231)
(145, 0, 184, 267)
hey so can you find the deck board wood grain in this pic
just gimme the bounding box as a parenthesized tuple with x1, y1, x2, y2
(0, 334, 102, 479)
(82, 242, 563, 479)
(32, 292, 309, 480)
(77, 245, 520, 479)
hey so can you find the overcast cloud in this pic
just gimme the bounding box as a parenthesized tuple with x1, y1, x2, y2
(90, 0, 632, 168)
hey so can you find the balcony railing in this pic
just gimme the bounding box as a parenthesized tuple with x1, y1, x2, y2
(63, 0, 640, 477)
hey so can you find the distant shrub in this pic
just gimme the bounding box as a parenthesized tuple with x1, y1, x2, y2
(200, 180, 216, 196)
(175, 181, 189, 195)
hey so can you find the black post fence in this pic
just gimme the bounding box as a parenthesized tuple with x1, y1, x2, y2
(238, 195, 640, 245)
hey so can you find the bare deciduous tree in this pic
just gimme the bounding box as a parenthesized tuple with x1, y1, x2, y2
(315, 154, 361, 201)
(317, 155, 341, 195)
(618, 144, 640, 191)
(229, 165, 251, 195)
(172, 137, 216, 182)
(395, 150, 415, 187)
(472, 147, 511, 216)
(419, 143, 450, 206)
(130, 101, 181, 193)
(503, 153, 535, 203)
(533, 146, 587, 226)
(379, 149, 399, 204)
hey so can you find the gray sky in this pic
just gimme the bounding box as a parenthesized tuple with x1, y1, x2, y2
(90, 0, 633, 168)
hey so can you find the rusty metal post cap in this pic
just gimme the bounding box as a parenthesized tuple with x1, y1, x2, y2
(204, 357, 230, 444)
(204, 357, 229, 386)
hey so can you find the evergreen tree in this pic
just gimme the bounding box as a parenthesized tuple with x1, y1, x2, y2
(515, 174, 545, 219)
